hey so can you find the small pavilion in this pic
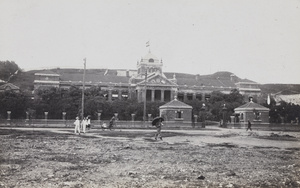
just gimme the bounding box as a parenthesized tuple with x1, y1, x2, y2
(0, 83, 20, 93)
(159, 97, 193, 122)
(234, 99, 270, 124)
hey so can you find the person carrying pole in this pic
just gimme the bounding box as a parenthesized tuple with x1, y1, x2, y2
(154, 119, 163, 140)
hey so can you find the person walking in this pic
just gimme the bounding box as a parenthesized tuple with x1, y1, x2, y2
(86, 116, 91, 130)
(109, 116, 116, 130)
(74, 116, 80, 135)
(246, 119, 252, 131)
(81, 117, 87, 133)
(154, 119, 163, 140)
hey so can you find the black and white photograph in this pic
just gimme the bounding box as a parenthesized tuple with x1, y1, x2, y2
(0, 0, 300, 187)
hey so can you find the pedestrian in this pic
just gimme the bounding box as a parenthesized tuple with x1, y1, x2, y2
(81, 117, 87, 133)
(246, 119, 252, 131)
(109, 116, 115, 129)
(74, 116, 80, 135)
(155, 119, 163, 140)
(86, 116, 91, 130)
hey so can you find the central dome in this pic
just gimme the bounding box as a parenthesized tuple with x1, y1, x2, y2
(142, 52, 159, 63)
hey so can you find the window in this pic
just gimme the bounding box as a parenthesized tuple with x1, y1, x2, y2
(175, 110, 183, 118)
(149, 58, 154, 63)
(253, 109, 261, 120)
(187, 94, 193, 100)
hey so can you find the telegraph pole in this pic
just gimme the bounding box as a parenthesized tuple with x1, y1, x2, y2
(143, 70, 147, 122)
(81, 58, 86, 120)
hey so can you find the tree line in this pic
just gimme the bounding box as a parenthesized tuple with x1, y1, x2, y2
(2, 85, 298, 123)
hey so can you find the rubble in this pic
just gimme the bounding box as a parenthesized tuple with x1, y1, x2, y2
(0, 128, 299, 187)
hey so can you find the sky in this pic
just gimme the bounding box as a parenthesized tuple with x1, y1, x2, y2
(0, 0, 300, 84)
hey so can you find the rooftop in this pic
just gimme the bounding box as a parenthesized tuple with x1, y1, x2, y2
(235, 99, 269, 111)
(160, 97, 193, 109)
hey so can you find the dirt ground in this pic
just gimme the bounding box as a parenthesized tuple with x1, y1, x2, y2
(0, 126, 300, 188)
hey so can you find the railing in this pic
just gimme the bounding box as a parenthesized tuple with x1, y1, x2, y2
(227, 122, 300, 131)
(0, 119, 219, 129)
(1, 119, 298, 131)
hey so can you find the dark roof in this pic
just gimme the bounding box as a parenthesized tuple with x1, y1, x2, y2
(164, 71, 253, 88)
(35, 70, 59, 76)
(160, 98, 192, 109)
(33, 69, 257, 89)
(60, 73, 129, 84)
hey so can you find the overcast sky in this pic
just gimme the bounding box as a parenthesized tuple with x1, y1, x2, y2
(0, 0, 300, 84)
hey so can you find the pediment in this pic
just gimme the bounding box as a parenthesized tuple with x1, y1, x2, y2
(137, 74, 177, 86)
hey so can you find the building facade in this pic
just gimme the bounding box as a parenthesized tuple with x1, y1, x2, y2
(34, 51, 261, 102)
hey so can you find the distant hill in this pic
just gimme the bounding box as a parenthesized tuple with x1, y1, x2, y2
(260, 84, 300, 95)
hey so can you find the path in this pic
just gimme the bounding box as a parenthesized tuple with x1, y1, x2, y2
(1, 126, 300, 149)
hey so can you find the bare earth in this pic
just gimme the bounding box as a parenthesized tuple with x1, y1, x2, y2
(0, 126, 300, 188)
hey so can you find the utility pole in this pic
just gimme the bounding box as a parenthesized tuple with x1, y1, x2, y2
(143, 70, 147, 122)
(81, 58, 86, 120)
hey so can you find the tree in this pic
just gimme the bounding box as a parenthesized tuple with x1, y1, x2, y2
(203, 89, 245, 121)
(0, 61, 20, 81)
(185, 99, 205, 121)
(0, 90, 29, 119)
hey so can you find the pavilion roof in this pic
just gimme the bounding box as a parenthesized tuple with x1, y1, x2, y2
(160, 98, 192, 109)
(0, 83, 20, 90)
(235, 100, 269, 111)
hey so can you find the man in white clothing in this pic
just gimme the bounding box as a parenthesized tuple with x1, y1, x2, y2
(74, 117, 80, 134)
(82, 117, 87, 133)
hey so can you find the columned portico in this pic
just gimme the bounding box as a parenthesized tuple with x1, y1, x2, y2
(138, 87, 176, 102)
(161, 89, 165, 102)
(151, 89, 155, 102)
(154, 90, 161, 101)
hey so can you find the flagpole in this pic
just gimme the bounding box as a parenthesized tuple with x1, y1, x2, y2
(146, 41, 150, 53)
(81, 58, 86, 120)
(143, 41, 150, 123)
(143, 70, 147, 122)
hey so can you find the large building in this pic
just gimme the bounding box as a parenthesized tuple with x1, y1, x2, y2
(34, 51, 261, 102)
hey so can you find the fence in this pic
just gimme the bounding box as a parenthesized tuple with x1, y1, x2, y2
(0, 119, 219, 129)
(1, 119, 298, 131)
(227, 122, 300, 131)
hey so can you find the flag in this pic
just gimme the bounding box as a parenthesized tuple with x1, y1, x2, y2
(146, 41, 150, 47)
(14, 70, 19, 74)
(267, 94, 271, 105)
